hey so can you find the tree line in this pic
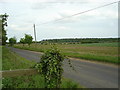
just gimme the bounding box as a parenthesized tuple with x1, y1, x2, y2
(40, 38, 119, 44)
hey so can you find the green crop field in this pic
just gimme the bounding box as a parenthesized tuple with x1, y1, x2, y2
(2, 47, 82, 88)
(14, 42, 119, 64)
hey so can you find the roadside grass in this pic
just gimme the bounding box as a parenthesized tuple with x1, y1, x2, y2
(2, 47, 35, 70)
(61, 78, 83, 88)
(3, 75, 82, 88)
(14, 42, 119, 64)
(2, 47, 82, 88)
(63, 52, 119, 64)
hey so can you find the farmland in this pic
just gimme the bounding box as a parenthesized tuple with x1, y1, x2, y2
(2, 47, 82, 88)
(0, 1, 119, 88)
(14, 42, 119, 64)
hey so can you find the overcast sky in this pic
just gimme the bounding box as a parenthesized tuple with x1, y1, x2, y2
(0, 0, 118, 41)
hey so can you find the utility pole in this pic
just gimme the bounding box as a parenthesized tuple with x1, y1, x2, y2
(33, 24, 37, 43)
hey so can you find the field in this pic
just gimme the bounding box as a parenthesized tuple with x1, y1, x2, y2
(2, 47, 82, 88)
(14, 42, 119, 64)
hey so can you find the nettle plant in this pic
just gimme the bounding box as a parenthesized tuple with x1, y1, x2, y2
(35, 47, 74, 88)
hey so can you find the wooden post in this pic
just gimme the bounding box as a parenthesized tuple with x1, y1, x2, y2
(0, 69, 39, 78)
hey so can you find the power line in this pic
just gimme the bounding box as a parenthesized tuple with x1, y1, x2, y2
(36, 1, 119, 26)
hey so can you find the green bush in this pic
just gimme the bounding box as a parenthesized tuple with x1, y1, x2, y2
(35, 47, 65, 88)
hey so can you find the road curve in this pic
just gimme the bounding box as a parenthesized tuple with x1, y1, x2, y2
(9, 47, 118, 88)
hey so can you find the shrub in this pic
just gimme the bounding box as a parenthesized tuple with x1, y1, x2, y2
(35, 47, 65, 88)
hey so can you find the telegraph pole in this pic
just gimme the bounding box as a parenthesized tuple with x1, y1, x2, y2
(33, 24, 37, 43)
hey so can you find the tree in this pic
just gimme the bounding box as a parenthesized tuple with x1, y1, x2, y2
(0, 13, 9, 45)
(9, 37, 16, 46)
(20, 38, 25, 46)
(24, 34, 33, 46)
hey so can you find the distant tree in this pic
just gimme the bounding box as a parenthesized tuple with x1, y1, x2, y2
(24, 34, 33, 46)
(20, 38, 25, 46)
(0, 13, 9, 45)
(9, 37, 16, 46)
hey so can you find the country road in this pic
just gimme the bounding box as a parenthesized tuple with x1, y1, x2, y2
(9, 47, 118, 88)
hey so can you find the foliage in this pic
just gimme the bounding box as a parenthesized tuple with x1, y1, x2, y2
(24, 34, 33, 46)
(9, 37, 17, 46)
(20, 38, 25, 46)
(0, 13, 9, 45)
(35, 47, 65, 88)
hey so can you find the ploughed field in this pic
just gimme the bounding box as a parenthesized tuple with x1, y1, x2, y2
(14, 42, 119, 64)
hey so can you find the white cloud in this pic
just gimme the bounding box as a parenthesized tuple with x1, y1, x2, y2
(1, 0, 118, 41)
(56, 3, 118, 23)
(55, 26, 70, 30)
(40, 25, 70, 31)
(40, 0, 118, 3)
(8, 24, 32, 31)
(1, 0, 118, 3)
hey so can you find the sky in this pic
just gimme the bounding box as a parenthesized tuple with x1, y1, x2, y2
(0, 0, 119, 41)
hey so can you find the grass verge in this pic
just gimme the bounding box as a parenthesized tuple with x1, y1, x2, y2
(63, 52, 119, 64)
(2, 47, 35, 70)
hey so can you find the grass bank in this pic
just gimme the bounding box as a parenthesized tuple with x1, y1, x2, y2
(2, 47, 35, 70)
(2, 46, 83, 88)
(14, 42, 119, 64)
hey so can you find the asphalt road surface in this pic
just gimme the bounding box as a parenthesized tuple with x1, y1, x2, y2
(9, 47, 118, 88)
